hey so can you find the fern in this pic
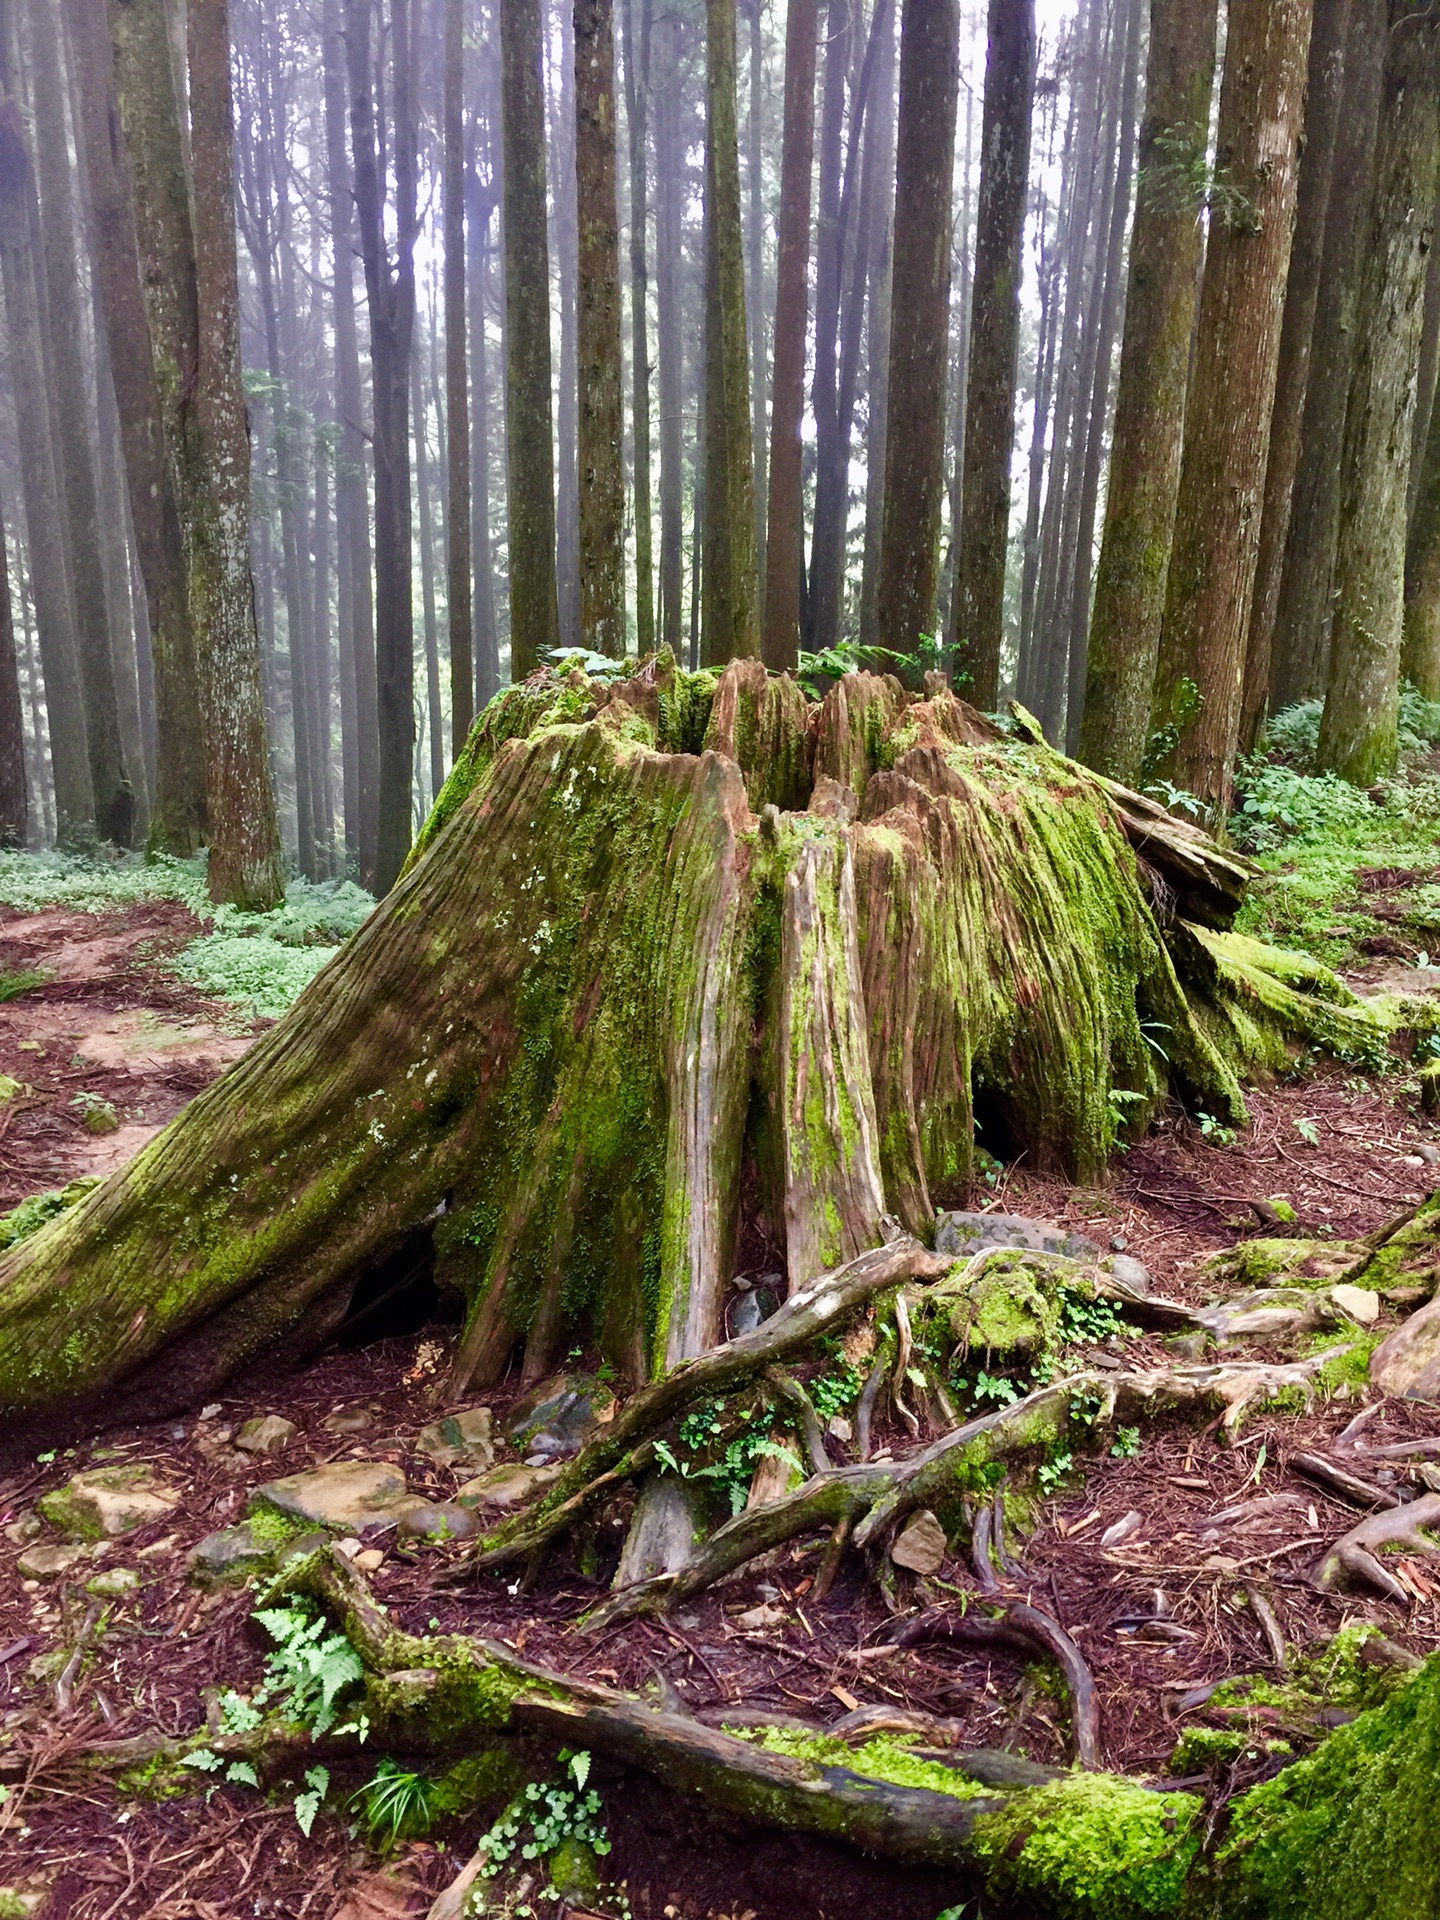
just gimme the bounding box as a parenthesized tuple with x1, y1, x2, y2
(250, 1604, 365, 1737)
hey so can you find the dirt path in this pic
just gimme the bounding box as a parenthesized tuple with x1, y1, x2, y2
(0, 898, 1437, 1918)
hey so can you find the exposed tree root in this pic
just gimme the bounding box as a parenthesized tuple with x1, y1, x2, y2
(1314, 1492, 1440, 1601)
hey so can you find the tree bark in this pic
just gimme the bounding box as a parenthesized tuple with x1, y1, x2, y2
(702, 0, 759, 666)
(1239, 0, 1354, 753)
(465, 150, 500, 711)
(1405, 359, 1440, 696)
(653, 8, 684, 656)
(1269, 0, 1388, 710)
(444, 0, 474, 754)
(1078, 0, 1219, 784)
(621, 0, 654, 657)
(552, 0, 582, 656)
(500, 0, 561, 679)
(1318, 7, 1440, 786)
(575, 0, 627, 660)
(1153, 0, 1314, 827)
(857, 0, 897, 654)
(879, 0, 961, 661)
(760, 0, 817, 672)
(746, 0, 765, 590)
(952, 0, 1033, 708)
(26, 0, 132, 845)
(0, 7, 94, 845)
(0, 487, 27, 846)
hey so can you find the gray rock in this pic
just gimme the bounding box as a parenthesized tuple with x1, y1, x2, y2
(455, 1461, 564, 1509)
(38, 1465, 180, 1541)
(17, 1542, 87, 1581)
(1107, 1254, 1154, 1295)
(506, 1373, 616, 1461)
(233, 1415, 298, 1455)
(726, 1287, 780, 1338)
(187, 1522, 278, 1588)
(414, 1406, 494, 1470)
(87, 1567, 140, 1599)
(395, 1501, 477, 1543)
(253, 1461, 412, 1536)
(322, 1404, 378, 1435)
(935, 1211, 1100, 1262)
(890, 1509, 948, 1576)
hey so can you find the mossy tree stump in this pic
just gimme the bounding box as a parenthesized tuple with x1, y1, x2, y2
(0, 658, 1371, 1442)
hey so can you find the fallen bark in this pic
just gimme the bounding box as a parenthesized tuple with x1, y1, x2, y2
(1314, 1492, 1440, 1601)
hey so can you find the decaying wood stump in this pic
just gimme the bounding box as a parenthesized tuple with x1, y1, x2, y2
(0, 657, 1382, 1442)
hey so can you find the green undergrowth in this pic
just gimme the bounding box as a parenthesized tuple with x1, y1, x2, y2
(0, 850, 373, 1018)
(0, 1178, 101, 1249)
(730, 1724, 992, 1800)
(1231, 692, 1440, 968)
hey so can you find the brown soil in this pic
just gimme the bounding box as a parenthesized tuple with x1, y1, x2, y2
(0, 901, 1437, 1919)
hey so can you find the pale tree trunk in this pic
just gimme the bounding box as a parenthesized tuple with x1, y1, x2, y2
(0, 487, 27, 846)
(501, 0, 561, 678)
(413, 349, 445, 808)
(347, 0, 419, 891)
(621, 0, 654, 656)
(878, 0, 960, 659)
(1404, 395, 1440, 696)
(761, 0, 817, 672)
(857, 0, 897, 653)
(26, 0, 132, 845)
(654, 10, 684, 656)
(806, 0, 849, 657)
(575, 0, 627, 660)
(1015, 83, 1060, 683)
(1269, 0, 1388, 710)
(1154, 0, 1314, 828)
(702, 0, 759, 666)
(746, 0, 765, 587)
(953, 0, 1033, 708)
(465, 148, 500, 709)
(445, 0, 474, 752)
(1079, 0, 1221, 783)
(552, 0, 582, 654)
(0, 3, 93, 845)
(1239, 0, 1354, 753)
(1318, 8, 1440, 786)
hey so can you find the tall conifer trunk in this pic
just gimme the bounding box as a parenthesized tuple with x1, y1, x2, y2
(575, 0, 626, 660)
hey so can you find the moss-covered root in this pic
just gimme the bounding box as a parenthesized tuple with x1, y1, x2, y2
(273, 1547, 1202, 1918)
(1216, 1649, 1440, 1920)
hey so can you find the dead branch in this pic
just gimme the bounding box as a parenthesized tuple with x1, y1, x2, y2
(1313, 1492, 1440, 1601)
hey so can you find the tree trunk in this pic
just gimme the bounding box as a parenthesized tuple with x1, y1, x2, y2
(1269, 0, 1388, 710)
(857, 0, 897, 654)
(414, 349, 445, 809)
(1318, 7, 1440, 786)
(746, 0, 765, 589)
(806, 0, 849, 659)
(64, 0, 203, 857)
(466, 155, 500, 710)
(1153, 0, 1314, 827)
(0, 487, 28, 846)
(760, 0, 817, 673)
(621, 0, 654, 657)
(1404, 355, 1440, 696)
(444, 0, 474, 754)
(654, 9, 684, 656)
(878, 0, 960, 660)
(500, 0, 561, 679)
(1079, 0, 1221, 784)
(0, 7, 94, 845)
(1239, 0, 1354, 754)
(575, 0, 627, 660)
(953, 0, 1033, 708)
(702, 0, 759, 667)
(26, 0, 132, 845)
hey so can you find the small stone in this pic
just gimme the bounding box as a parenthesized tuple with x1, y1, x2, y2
(733, 1603, 788, 1632)
(1416, 1143, 1440, 1166)
(506, 1373, 616, 1460)
(396, 1501, 476, 1543)
(455, 1461, 564, 1509)
(322, 1404, 378, 1436)
(1330, 1284, 1381, 1326)
(3, 1513, 41, 1545)
(548, 1837, 602, 1907)
(726, 1287, 780, 1338)
(1110, 1235, 1128, 1252)
(826, 1414, 853, 1443)
(890, 1509, 948, 1576)
(187, 1523, 275, 1589)
(233, 1415, 298, 1455)
(334, 1537, 362, 1559)
(354, 1549, 385, 1572)
(39, 1464, 180, 1541)
(414, 1406, 494, 1470)
(1403, 1154, 1425, 1169)
(199, 1404, 223, 1421)
(1108, 1255, 1153, 1295)
(86, 1567, 140, 1599)
(934, 1210, 1099, 1262)
(253, 1461, 412, 1535)
(136, 1534, 177, 1558)
(1381, 1285, 1430, 1308)
(16, 1542, 86, 1581)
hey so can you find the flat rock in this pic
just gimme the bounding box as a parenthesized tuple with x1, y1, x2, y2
(86, 1567, 140, 1598)
(455, 1461, 564, 1510)
(890, 1508, 948, 1576)
(1107, 1255, 1154, 1295)
(17, 1542, 87, 1581)
(323, 1405, 378, 1435)
(1371, 1296, 1440, 1398)
(506, 1372, 616, 1460)
(935, 1211, 1099, 1262)
(188, 1523, 280, 1588)
(233, 1415, 298, 1455)
(414, 1407, 494, 1470)
(38, 1464, 180, 1541)
(254, 1461, 411, 1536)
(395, 1500, 476, 1543)
(1329, 1284, 1381, 1326)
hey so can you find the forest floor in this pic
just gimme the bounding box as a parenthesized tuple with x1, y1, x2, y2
(0, 876, 1439, 1919)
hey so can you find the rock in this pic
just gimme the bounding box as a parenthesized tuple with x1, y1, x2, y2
(827, 1414, 853, 1443)
(505, 1372, 616, 1461)
(1370, 1296, 1440, 1398)
(253, 1461, 412, 1536)
(396, 1501, 476, 1543)
(548, 1838, 602, 1908)
(1381, 1284, 1431, 1308)
(414, 1406, 494, 1470)
(38, 1464, 179, 1541)
(86, 1567, 140, 1599)
(935, 1211, 1099, 1262)
(322, 1404, 378, 1435)
(233, 1415, 298, 1455)
(3, 1512, 41, 1545)
(1417, 1143, 1440, 1166)
(890, 1508, 948, 1576)
(1329, 1284, 1381, 1326)
(726, 1286, 780, 1338)
(16, 1542, 87, 1581)
(455, 1461, 564, 1509)
(1100, 1510, 1143, 1548)
(733, 1603, 788, 1632)
(354, 1549, 385, 1572)
(1108, 1255, 1154, 1295)
(187, 1523, 277, 1588)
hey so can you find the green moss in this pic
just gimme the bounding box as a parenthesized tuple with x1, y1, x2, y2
(242, 1499, 319, 1551)
(969, 1774, 1201, 1920)
(0, 1178, 102, 1250)
(731, 1726, 990, 1800)
(1218, 1650, 1440, 1919)
(1202, 1239, 1361, 1291)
